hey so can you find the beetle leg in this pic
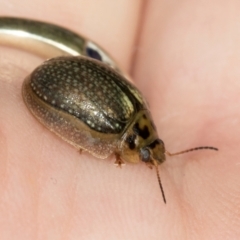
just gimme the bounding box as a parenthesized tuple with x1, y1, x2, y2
(114, 154, 125, 168)
(79, 148, 84, 154)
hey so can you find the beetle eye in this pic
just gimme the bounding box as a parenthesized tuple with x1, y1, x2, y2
(140, 148, 151, 162)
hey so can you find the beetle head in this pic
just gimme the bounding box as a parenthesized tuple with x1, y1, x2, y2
(139, 138, 166, 165)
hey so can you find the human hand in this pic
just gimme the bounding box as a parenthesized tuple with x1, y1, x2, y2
(0, 1, 235, 239)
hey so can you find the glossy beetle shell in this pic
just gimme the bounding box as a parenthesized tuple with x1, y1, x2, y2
(22, 56, 166, 165)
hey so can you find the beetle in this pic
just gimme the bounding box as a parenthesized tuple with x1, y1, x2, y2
(22, 56, 218, 203)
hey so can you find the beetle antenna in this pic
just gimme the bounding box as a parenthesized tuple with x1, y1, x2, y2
(154, 162, 166, 204)
(166, 146, 218, 156)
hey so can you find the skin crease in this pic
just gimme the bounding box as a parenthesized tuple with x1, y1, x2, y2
(0, 0, 238, 239)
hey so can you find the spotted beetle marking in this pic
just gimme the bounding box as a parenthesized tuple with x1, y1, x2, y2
(28, 57, 144, 134)
(149, 139, 161, 149)
(133, 122, 150, 139)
